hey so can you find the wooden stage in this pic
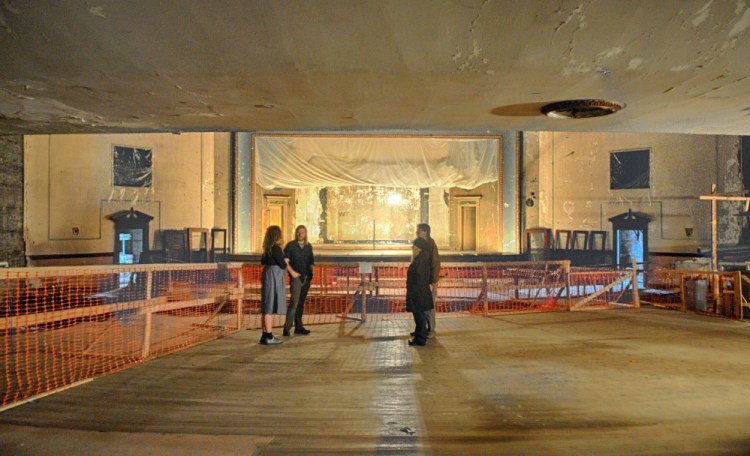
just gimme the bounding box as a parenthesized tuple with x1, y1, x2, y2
(229, 250, 526, 264)
(1, 309, 750, 455)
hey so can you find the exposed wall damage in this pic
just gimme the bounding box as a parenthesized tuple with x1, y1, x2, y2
(523, 131, 744, 258)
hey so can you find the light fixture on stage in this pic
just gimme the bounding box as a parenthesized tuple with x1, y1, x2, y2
(387, 193, 403, 205)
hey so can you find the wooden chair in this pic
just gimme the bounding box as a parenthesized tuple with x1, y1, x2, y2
(524, 228, 551, 252)
(210, 228, 228, 262)
(572, 230, 589, 250)
(554, 230, 572, 250)
(588, 231, 607, 251)
(186, 228, 209, 263)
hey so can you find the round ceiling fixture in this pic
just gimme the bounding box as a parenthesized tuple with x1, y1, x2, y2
(541, 99, 624, 119)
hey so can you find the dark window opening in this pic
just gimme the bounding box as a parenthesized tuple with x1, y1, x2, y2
(113, 145, 152, 187)
(610, 149, 649, 190)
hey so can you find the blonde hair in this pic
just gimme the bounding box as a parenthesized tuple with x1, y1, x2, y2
(262, 225, 283, 253)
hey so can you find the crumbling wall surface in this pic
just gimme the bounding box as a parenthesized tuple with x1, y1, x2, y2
(717, 136, 743, 245)
(0, 135, 25, 266)
(525, 131, 741, 253)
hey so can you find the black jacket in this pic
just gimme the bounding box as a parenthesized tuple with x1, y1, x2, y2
(261, 244, 286, 268)
(406, 237, 434, 313)
(284, 241, 315, 279)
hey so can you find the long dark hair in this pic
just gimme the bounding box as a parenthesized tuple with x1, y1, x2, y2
(262, 225, 282, 253)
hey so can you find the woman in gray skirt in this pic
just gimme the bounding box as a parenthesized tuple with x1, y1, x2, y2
(260, 225, 299, 345)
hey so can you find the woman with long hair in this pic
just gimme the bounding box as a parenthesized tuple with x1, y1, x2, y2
(259, 225, 298, 344)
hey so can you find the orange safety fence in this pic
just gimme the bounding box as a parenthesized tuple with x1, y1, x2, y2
(2, 260, 642, 409)
(239, 264, 360, 329)
(569, 265, 638, 310)
(1, 263, 244, 408)
(639, 267, 742, 319)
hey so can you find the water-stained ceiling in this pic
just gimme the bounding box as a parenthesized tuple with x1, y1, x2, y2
(1, 0, 750, 135)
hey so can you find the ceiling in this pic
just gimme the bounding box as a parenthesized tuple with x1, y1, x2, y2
(1, 0, 750, 135)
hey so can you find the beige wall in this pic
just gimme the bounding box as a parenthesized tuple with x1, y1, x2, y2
(213, 133, 232, 237)
(24, 133, 229, 265)
(525, 131, 742, 253)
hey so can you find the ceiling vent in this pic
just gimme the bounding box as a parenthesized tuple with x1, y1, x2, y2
(541, 99, 624, 119)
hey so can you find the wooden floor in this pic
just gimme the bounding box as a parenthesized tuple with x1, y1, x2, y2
(2, 309, 750, 455)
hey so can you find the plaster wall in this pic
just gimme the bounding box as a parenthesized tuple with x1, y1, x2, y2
(527, 132, 742, 253)
(24, 133, 222, 265)
(0, 135, 25, 266)
(213, 132, 232, 240)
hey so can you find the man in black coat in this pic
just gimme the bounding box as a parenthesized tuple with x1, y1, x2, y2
(283, 225, 315, 336)
(406, 236, 434, 346)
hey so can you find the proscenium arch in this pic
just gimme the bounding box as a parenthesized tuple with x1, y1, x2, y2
(237, 133, 505, 254)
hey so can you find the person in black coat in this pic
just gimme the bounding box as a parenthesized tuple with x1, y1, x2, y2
(407, 236, 434, 346)
(283, 225, 315, 336)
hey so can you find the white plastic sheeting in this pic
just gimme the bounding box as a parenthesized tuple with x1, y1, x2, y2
(255, 136, 500, 189)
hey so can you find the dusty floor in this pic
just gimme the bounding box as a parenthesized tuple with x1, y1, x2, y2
(1, 309, 750, 455)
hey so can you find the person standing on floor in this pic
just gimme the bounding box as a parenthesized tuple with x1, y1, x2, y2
(407, 236, 434, 346)
(283, 225, 315, 336)
(260, 225, 298, 345)
(417, 223, 440, 337)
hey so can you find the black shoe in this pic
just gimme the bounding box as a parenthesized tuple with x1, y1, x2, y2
(410, 331, 415, 336)
(408, 339, 426, 346)
(294, 328, 311, 335)
(260, 336, 283, 345)
(283, 329, 291, 337)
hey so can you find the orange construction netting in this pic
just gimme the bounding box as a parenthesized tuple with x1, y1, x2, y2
(569, 265, 637, 310)
(639, 267, 742, 319)
(2, 260, 643, 409)
(1, 263, 243, 408)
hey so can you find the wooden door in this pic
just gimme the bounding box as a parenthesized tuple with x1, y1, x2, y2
(460, 206, 477, 251)
(268, 204, 284, 229)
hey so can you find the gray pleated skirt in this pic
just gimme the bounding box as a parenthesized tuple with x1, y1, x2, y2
(261, 265, 287, 314)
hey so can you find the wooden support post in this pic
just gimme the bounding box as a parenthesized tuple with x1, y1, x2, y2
(711, 198, 718, 272)
(735, 270, 743, 319)
(481, 263, 489, 317)
(142, 270, 154, 358)
(679, 272, 686, 312)
(321, 266, 327, 296)
(145, 270, 153, 301)
(142, 311, 153, 359)
(631, 259, 640, 308)
(237, 268, 244, 330)
(564, 260, 572, 311)
(713, 274, 721, 315)
(360, 273, 367, 322)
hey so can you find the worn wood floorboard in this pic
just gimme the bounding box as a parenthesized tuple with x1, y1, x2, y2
(1, 310, 750, 455)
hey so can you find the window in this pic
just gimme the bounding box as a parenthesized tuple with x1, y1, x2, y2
(113, 145, 152, 187)
(610, 149, 649, 189)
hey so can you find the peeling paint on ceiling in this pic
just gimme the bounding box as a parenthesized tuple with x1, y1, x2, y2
(1, 0, 750, 135)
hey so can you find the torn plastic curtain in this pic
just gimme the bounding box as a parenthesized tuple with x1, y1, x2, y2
(255, 136, 499, 189)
